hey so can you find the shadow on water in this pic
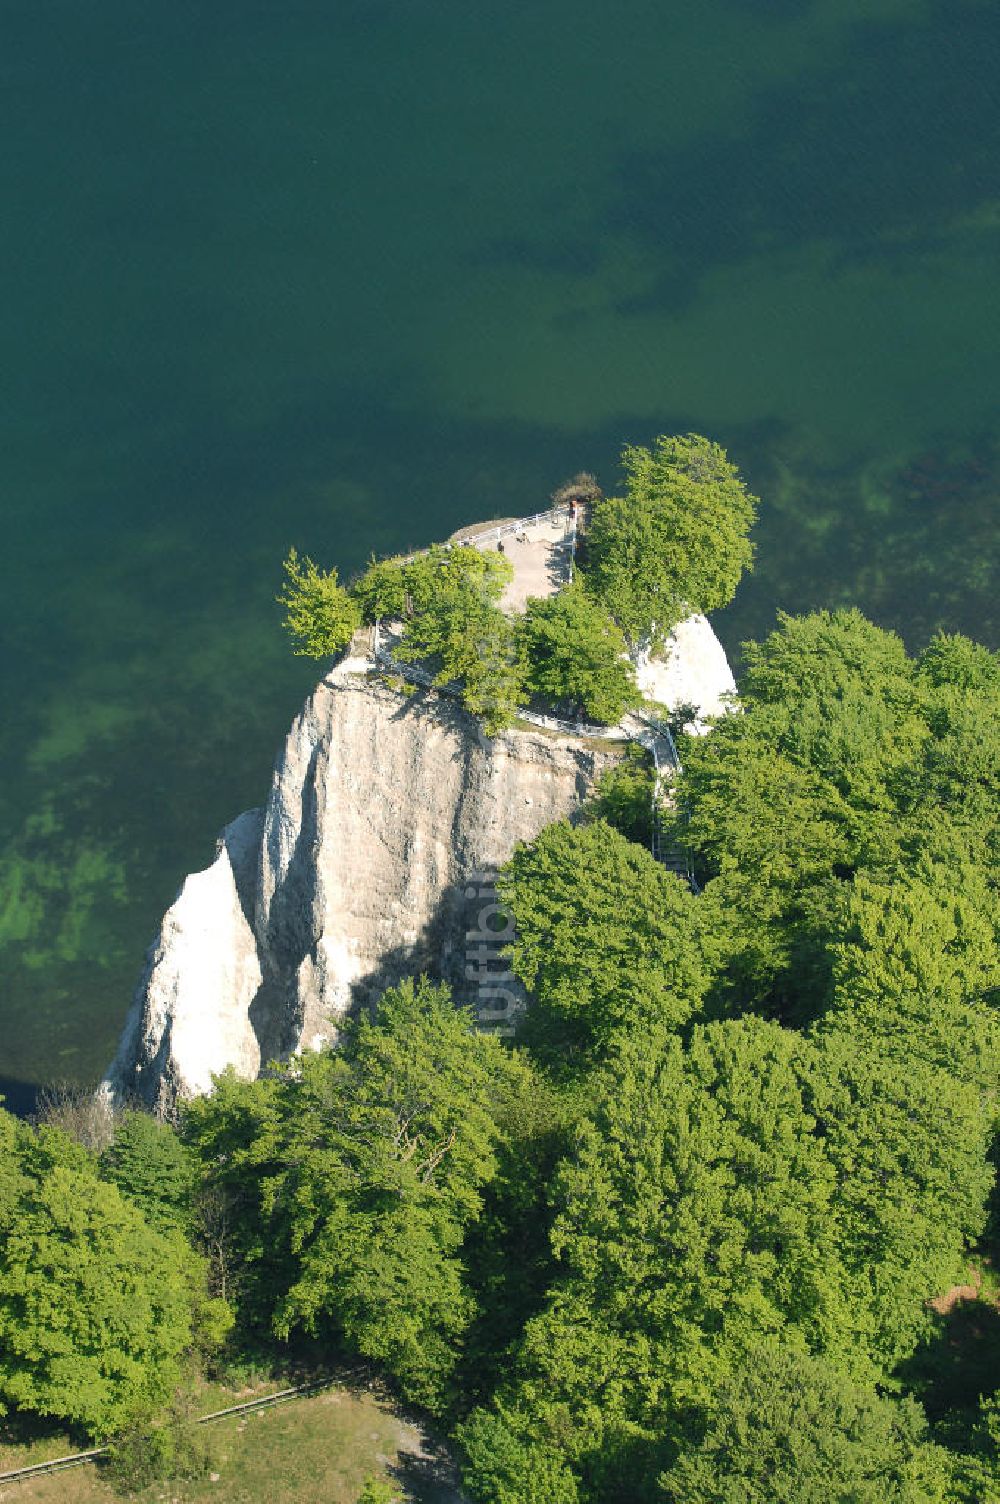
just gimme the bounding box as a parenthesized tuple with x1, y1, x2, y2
(0, 1076, 39, 1119)
(716, 425, 1000, 661)
(608, 0, 1000, 314)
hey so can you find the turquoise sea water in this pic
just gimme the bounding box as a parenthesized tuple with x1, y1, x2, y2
(1, 0, 998, 1105)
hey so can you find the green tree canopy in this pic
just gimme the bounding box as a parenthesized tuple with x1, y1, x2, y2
(457, 1066, 584, 1403)
(350, 554, 411, 622)
(804, 1027, 995, 1377)
(659, 1344, 959, 1504)
(0, 1109, 229, 1440)
(499, 820, 714, 1065)
(353, 541, 512, 624)
(99, 1109, 199, 1236)
(918, 631, 1000, 694)
(819, 864, 1000, 1091)
(664, 610, 1000, 1020)
(394, 550, 526, 733)
(585, 742, 655, 847)
(458, 1405, 580, 1504)
(582, 434, 757, 647)
(664, 722, 851, 1015)
(447, 1007, 999, 1500)
(477, 1018, 850, 1500)
(184, 979, 528, 1413)
(516, 584, 639, 724)
(278, 547, 361, 657)
(404, 543, 512, 612)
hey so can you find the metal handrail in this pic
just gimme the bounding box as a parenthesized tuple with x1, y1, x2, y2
(634, 712, 698, 890)
(373, 643, 628, 740)
(0, 1377, 349, 1485)
(396, 506, 571, 565)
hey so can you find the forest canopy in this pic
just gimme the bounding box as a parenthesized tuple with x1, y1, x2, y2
(7, 495, 1000, 1500)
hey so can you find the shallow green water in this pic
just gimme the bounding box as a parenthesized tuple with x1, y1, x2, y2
(1, 0, 998, 1105)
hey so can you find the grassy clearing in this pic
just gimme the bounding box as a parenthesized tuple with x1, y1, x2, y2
(0, 1380, 463, 1504)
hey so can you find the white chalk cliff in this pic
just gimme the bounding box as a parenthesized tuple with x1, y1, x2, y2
(104, 617, 735, 1113)
(634, 614, 737, 731)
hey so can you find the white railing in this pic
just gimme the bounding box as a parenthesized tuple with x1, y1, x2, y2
(395, 506, 572, 564)
(515, 707, 629, 740)
(635, 712, 698, 888)
(372, 643, 626, 738)
(633, 711, 682, 770)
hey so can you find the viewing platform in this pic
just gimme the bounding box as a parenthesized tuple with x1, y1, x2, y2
(446, 507, 577, 612)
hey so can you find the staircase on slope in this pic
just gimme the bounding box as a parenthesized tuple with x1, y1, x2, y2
(640, 716, 699, 892)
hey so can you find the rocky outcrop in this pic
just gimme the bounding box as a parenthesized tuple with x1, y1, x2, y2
(104, 662, 622, 1113)
(634, 615, 737, 730)
(102, 810, 265, 1112)
(105, 611, 736, 1114)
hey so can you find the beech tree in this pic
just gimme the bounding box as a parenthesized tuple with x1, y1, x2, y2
(660, 1344, 959, 1504)
(586, 742, 656, 847)
(458, 1406, 580, 1504)
(396, 590, 527, 733)
(402, 543, 512, 612)
(820, 864, 1000, 1090)
(277, 548, 360, 657)
(0, 1110, 229, 1439)
(468, 1018, 851, 1501)
(517, 584, 639, 724)
(499, 820, 713, 1064)
(463, 1007, 996, 1499)
(662, 725, 851, 1015)
(805, 1028, 995, 1376)
(350, 545, 513, 627)
(385, 544, 526, 731)
(350, 554, 410, 622)
(582, 433, 757, 646)
(185, 980, 528, 1414)
(663, 609, 1000, 1020)
(99, 1110, 199, 1235)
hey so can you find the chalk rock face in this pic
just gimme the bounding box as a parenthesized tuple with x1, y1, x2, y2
(635, 614, 737, 730)
(102, 809, 265, 1115)
(106, 611, 736, 1114)
(105, 665, 621, 1113)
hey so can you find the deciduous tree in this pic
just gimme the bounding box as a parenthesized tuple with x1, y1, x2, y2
(660, 1344, 958, 1504)
(185, 980, 528, 1414)
(517, 584, 639, 724)
(278, 547, 360, 657)
(395, 561, 527, 733)
(582, 434, 756, 646)
(499, 820, 712, 1064)
(99, 1109, 199, 1235)
(350, 554, 410, 623)
(0, 1110, 229, 1439)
